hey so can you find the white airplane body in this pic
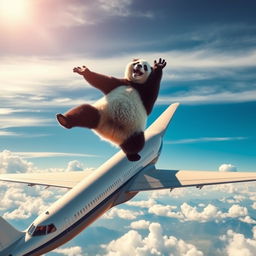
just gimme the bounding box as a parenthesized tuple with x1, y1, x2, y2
(1, 103, 256, 256)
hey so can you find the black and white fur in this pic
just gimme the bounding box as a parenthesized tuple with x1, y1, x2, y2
(56, 58, 166, 161)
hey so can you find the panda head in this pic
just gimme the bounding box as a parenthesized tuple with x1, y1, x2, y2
(125, 59, 152, 84)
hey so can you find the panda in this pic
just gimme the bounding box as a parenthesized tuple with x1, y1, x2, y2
(56, 58, 166, 161)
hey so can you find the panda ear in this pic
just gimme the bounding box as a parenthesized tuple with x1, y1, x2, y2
(132, 58, 139, 62)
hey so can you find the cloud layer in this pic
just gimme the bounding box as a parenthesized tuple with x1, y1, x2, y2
(101, 222, 204, 256)
(1, 151, 256, 255)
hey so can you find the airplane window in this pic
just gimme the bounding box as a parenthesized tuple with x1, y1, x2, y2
(28, 224, 36, 236)
(31, 224, 57, 236)
(47, 224, 57, 234)
(33, 225, 47, 236)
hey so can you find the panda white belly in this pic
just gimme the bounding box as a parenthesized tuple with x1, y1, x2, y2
(93, 86, 147, 145)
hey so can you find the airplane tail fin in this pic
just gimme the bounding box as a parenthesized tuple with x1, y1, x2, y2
(0, 217, 23, 251)
(146, 103, 180, 137)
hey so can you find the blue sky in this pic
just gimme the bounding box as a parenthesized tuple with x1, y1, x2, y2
(1, 0, 256, 255)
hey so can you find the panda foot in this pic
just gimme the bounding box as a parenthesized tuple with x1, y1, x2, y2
(127, 154, 141, 161)
(56, 114, 72, 129)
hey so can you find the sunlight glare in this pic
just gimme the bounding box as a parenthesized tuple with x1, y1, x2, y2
(0, 0, 29, 25)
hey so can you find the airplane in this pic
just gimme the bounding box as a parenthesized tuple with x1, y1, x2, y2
(1, 102, 256, 256)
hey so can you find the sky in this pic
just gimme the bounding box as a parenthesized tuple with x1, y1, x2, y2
(1, 0, 256, 255)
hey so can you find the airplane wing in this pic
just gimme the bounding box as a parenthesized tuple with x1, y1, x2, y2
(127, 165, 256, 192)
(0, 171, 93, 189)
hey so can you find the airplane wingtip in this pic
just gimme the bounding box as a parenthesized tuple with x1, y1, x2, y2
(146, 102, 180, 136)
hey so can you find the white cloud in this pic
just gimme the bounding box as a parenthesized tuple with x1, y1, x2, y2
(101, 222, 204, 256)
(126, 198, 156, 208)
(54, 97, 73, 103)
(0, 130, 48, 139)
(150, 187, 192, 199)
(98, 0, 153, 18)
(0, 108, 32, 115)
(204, 184, 240, 194)
(249, 194, 256, 201)
(180, 203, 220, 222)
(150, 189, 174, 199)
(147, 202, 249, 223)
(204, 182, 256, 199)
(103, 207, 143, 220)
(148, 204, 183, 219)
(1, 48, 256, 109)
(166, 137, 247, 145)
(225, 204, 248, 218)
(0, 150, 92, 174)
(183, 203, 248, 222)
(149, 182, 256, 203)
(13, 152, 97, 159)
(239, 216, 256, 224)
(3, 196, 48, 220)
(130, 220, 151, 230)
(0, 130, 21, 136)
(0, 116, 53, 129)
(251, 202, 256, 210)
(0, 181, 62, 220)
(233, 195, 246, 203)
(219, 164, 237, 172)
(0, 186, 28, 210)
(33, 0, 153, 30)
(166, 49, 256, 69)
(157, 89, 256, 105)
(102, 230, 143, 256)
(53, 246, 83, 256)
(0, 55, 127, 109)
(0, 150, 35, 174)
(98, 0, 133, 17)
(3, 207, 31, 220)
(66, 160, 84, 172)
(221, 227, 256, 256)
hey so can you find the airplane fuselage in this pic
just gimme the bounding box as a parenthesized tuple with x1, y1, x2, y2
(5, 132, 162, 256)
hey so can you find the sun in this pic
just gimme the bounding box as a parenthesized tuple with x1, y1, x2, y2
(0, 0, 29, 25)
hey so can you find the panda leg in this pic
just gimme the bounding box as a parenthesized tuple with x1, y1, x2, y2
(120, 131, 145, 161)
(56, 104, 100, 129)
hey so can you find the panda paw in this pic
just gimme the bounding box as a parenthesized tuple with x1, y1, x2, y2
(73, 66, 88, 75)
(126, 154, 141, 161)
(154, 58, 166, 70)
(56, 114, 72, 129)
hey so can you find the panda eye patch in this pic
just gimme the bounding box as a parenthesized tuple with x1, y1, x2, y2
(133, 62, 139, 66)
(144, 65, 148, 71)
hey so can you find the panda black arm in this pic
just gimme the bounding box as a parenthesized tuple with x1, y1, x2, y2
(73, 66, 127, 94)
(138, 59, 166, 115)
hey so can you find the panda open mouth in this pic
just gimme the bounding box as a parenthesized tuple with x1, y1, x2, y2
(133, 68, 144, 77)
